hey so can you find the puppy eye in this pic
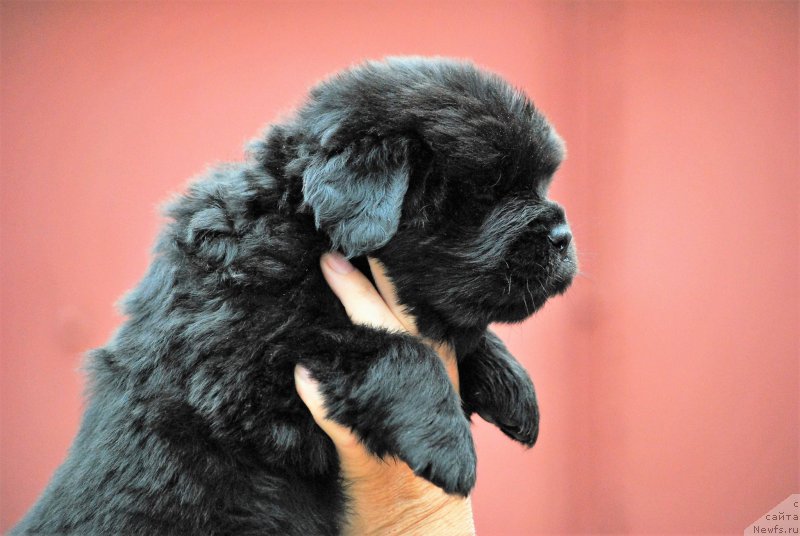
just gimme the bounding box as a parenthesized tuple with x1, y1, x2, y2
(473, 186, 496, 202)
(489, 170, 515, 197)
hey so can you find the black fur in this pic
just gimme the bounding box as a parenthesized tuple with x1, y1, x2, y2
(14, 56, 576, 535)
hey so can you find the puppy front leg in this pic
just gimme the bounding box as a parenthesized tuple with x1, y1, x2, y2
(459, 330, 540, 447)
(305, 328, 476, 497)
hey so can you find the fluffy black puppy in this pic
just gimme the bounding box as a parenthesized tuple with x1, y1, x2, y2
(14, 57, 576, 535)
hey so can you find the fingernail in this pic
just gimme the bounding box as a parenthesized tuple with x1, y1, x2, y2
(295, 365, 316, 384)
(323, 252, 354, 274)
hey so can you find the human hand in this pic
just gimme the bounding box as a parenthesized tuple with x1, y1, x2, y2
(294, 252, 475, 536)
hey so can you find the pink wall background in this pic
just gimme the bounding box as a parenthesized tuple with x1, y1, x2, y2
(2, 2, 797, 534)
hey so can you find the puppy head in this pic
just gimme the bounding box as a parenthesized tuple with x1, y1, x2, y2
(291, 57, 576, 327)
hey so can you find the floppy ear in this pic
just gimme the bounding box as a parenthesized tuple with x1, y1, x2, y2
(301, 141, 410, 258)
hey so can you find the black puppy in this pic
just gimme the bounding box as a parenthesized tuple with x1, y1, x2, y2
(14, 57, 576, 535)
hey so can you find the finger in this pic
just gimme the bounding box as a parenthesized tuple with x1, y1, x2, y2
(295, 365, 390, 479)
(433, 340, 460, 394)
(320, 253, 405, 333)
(366, 257, 418, 335)
(294, 365, 361, 451)
(367, 257, 459, 392)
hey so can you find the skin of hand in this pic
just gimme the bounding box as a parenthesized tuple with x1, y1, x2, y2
(293, 252, 476, 536)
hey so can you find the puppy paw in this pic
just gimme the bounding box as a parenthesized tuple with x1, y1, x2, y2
(390, 396, 477, 496)
(460, 330, 540, 447)
(470, 377, 539, 447)
(317, 333, 477, 496)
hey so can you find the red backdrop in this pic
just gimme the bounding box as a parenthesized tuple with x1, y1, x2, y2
(2, 2, 797, 534)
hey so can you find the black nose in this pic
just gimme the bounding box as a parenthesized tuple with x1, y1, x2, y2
(548, 224, 572, 251)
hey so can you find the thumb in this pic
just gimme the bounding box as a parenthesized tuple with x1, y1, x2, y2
(320, 253, 407, 333)
(294, 365, 361, 454)
(294, 365, 419, 484)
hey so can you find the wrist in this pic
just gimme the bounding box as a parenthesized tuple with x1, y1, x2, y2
(342, 467, 475, 536)
(395, 495, 475, 536)
(345, 497, 475, 536)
